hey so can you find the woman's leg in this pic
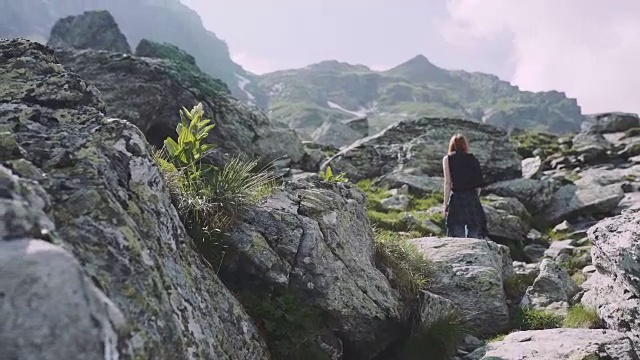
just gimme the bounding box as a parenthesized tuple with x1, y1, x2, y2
(447, 224, 466, 238)
(466, 225, 483, 239)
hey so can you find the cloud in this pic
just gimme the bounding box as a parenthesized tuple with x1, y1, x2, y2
(230, 51, 278, 75)
(441, 0, 640, 114)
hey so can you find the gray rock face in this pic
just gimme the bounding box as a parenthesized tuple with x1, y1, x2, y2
(0, 38, 268, 359)
(483, 204, 530, 244)
(468, 328, 639, 360)
(221, 180, 404, 358)
(323, 117, 522, 184)
(374, 169, 444, 196)
(521, 156, 542, 179)
(586, 112, 640, 134)
(311, 118, 363, 148)
(484, 178, 558, 215)
(410, 237, 513, 336)
(520, 259, 580, 315)
(543, 183, 624, 224)
(47, 10, 132, 54)
(50, 43, 307, 167)
(0, 240, 131, 360)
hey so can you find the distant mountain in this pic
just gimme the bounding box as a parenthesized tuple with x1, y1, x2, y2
(0, 0, 265, 105)
(257, 55, 585, 136)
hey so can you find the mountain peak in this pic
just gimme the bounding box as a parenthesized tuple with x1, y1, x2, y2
(385, 54, 450, 83)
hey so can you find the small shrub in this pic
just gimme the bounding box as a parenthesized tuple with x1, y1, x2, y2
(373, 229, 433, 301)
(571, 272, 587, 286)
(513, 308, 562, 330)
(319, 165, 348, 183)
(237, 290, 331, 360)
(397, 311, 467, 360)
(563, 305, 602, 329)
(487, 333, 508, 343)
(621, 127, 640, 140)
(503, 273, 537, 301)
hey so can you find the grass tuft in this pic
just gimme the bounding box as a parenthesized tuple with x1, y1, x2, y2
(373, 229, 433, 301)
(563, 305, 602, 329)
(513, 308, 562, 330)
(398, 311, 467, 360)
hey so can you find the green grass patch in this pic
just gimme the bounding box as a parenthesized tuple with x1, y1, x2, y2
(373, 229, 433, 301)
(562, 305, 602, 329)
(510, 131, 561, 159)
(571, 272, 587, 286)
(513, 308, 562, 330)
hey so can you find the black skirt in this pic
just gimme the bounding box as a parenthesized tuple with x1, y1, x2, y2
(446, 189, 488, 234)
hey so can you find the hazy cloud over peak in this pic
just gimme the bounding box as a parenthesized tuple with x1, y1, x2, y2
(181, 0, 640, 114)
(442, 0, 640, 114)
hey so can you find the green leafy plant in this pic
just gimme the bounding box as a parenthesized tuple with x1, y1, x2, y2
(153, 103, 276, 269)
(163, 103, 215, 174)
(319, 166, 348, 183)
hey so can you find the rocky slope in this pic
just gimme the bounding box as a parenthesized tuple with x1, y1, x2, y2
(45, 11, 311, 171)
(258, 56, 585, 142)
(0, 0, 264, 104)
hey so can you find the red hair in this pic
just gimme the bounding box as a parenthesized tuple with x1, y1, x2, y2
(448, 134, 469, 154)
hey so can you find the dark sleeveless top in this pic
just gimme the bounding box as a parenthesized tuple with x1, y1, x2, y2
(448, 152, 484, 191)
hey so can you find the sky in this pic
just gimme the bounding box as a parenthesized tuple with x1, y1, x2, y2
(181, 0, 640, 114)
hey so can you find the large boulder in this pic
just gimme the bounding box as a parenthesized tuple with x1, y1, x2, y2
(311, 118, 364, 148)
(323, 117, 522, 184)
(0, 239, 131, 360)
(409, 237, 513, 336)
(0, 38, 269, 359)
(484, 178, 558, 215)
(543, 183, 624, 225)
(220, 180, 405, 358)
(519, 259, 580, 315)
(467, 329, 639, 360)
(47, 13, 307, 168)
(47, 10, 132, 54)
(585, 112, 640, 134)
(580, 209, 640, 347)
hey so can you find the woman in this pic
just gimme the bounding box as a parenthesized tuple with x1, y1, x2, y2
(442, 134, 487, 238)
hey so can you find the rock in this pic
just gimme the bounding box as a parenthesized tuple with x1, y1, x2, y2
(483, 195, 532, 223)
(586, 112, 640, 134)
(468, 328, 639, 360)
(484, 178, 557, 215)
(0, 38, 269, 359)
(574, 164, 640, 188)
(581, 273, 640, 346)
(50, 38, 307, 166)
(520, 259, 580, 315)
(588, 210, 640, 298)
(522, 157, 542, 179)
(374, 169, 444, 196)
(423, 220, 444, 236)
(323, 117, 522, 184)
(380, 194, 411, 211)
(544, 240, 576, 260)
(47, 10, 132, 54)
(483, 204, 530, 244)
(410, 237, 513, 336)
(221, 180, 404, 358)
(344, 116, 370, 138)
(0, 239, 132, 360)
(513, 261, 540, 279)
(543, 183, 624, 224)
(552, 220, 574, 233)
(526, 229, 543, 243)
(524, 244, 547, 263)
(387, 184, 410, 196)
(419, 290, 461, 330)
(311, 118, 364, 148)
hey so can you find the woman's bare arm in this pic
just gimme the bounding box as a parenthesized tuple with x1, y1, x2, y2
(443, 156, 452, 212)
